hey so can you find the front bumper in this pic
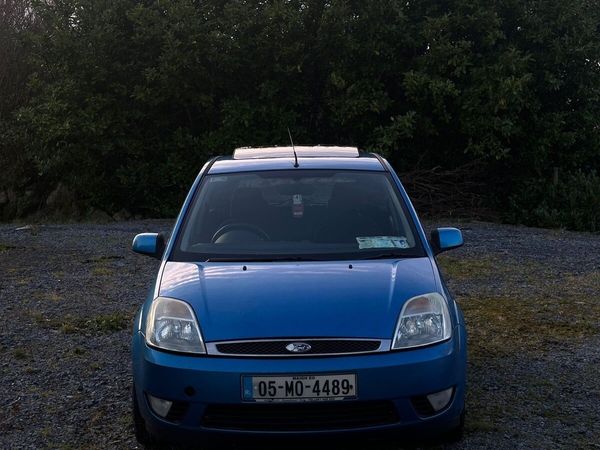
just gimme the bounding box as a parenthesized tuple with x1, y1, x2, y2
(132, 326, 466, 444)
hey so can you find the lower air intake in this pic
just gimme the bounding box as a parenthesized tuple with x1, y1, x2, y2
(201, 401, 399, 431)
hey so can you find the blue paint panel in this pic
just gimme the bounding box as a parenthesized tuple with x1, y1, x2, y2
(437, 227, 464, 251)
(158, 258, 439, 341)
(132, 233, 158, 256)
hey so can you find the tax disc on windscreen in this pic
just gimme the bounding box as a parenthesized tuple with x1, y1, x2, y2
(292, 194, 304, 218)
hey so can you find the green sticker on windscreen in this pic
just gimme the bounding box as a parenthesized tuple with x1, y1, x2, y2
(356, 236, 410, 249)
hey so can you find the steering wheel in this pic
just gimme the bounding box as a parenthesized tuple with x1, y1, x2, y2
(211, 223, 270, 243)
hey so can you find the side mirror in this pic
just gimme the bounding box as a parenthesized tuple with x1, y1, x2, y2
(132, 233, 165, 259)
(430, 227, 463, 255)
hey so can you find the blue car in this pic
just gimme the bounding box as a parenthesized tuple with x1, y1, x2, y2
(131, 146, 466, 447)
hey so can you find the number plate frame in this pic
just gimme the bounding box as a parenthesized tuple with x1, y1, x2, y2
(242, 373, 358, 402)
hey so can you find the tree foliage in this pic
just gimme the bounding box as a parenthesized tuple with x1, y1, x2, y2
(0, 0, 598, 229)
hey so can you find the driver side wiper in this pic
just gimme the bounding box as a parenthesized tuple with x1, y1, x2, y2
(205, 256, 315, 262)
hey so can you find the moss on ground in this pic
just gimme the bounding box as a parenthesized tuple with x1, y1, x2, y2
(460, 294, 599, 359)
(31, 312, 132, 334)
(32, 291, 63, 302)
(91, 266, 114, 276)
(437, 255, 498, 279)
(438, 252, 599, 359)
(15, 276, 32, 286)
(438, 250, 600, 443)
(13, 348, 30, 360)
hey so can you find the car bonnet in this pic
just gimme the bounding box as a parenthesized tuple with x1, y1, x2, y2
(158, 258, 439, 341)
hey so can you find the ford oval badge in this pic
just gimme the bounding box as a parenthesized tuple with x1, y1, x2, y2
(285, 342, 312, 353)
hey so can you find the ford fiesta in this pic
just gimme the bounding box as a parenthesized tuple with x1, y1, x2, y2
(131, 146, 466, 447)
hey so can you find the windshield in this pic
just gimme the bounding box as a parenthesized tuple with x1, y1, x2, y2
(173, 170, 424, 261)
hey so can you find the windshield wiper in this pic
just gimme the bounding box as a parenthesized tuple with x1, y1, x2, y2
(205, 256, 314, 263)
(358, 252, 419, 260)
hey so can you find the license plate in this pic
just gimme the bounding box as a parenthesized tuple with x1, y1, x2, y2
(242, 374, 357, 402)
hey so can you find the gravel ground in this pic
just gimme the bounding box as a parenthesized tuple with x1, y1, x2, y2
(0, 220, 598, 449)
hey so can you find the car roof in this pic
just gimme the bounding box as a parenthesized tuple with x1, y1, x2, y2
(209, 146, 385, 174)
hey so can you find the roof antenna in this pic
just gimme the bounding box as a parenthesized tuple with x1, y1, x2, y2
(287, 127, 299, 168)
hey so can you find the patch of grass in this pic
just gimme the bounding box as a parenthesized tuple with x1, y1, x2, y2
(465, 418, 500, 433)
(460, 294, 600, 359)
(91, 313, 130, 332)
(91, 266, 114, 276)
(445, 253, 600, 361)
(31, 312, 48, 325)
(562, 271, 600, 295)
(86, 255, 125, 277)
(117, 412, 133, 429)
(13, 348, 30, 360)
(43, 292, 62, 302)
(48, 292, 63, 302)
(60, 322, 79, 334)
(437, 255, 498, 280)
(16, 276, 32, 286)
(31, 312, 131, 334)
(53, 444, 79, 450)
(84, 255, 124, 263)
(438, 254, 544, 288)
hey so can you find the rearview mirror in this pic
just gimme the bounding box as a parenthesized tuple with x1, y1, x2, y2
(132, 233, 165, 259)
(430, 227, 463, 255)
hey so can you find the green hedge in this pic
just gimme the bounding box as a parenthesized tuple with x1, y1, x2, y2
(509, 171, 600, 232)
(0, 0, 598, 230)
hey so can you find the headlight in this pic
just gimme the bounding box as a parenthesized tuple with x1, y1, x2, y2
(391, 292, 452, 350)
(145, 297, 206, 354)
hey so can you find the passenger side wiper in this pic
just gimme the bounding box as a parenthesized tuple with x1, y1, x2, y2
(358, 252, 419, 260)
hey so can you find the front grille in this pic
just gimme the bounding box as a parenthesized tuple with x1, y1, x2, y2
(214, 339, 382, 356)
(201, 401, 399, 431)
(410, 396, 436, 417)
